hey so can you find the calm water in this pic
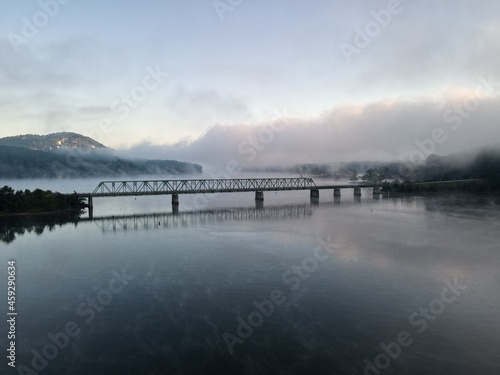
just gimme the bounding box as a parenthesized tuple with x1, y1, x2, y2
(1, 176, 500, 375)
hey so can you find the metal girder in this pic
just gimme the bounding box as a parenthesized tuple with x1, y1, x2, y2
(91, 178, 316, 197)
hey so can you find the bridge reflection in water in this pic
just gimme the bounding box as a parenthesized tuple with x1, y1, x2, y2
(83, 205, 312, 233)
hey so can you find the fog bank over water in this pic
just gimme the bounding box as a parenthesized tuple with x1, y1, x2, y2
(118, 93, 500, 168)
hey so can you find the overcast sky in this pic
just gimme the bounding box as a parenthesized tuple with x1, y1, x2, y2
(1, 0, 499, 166)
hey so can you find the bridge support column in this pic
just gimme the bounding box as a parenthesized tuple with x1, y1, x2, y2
(310, 189, 319, 204)
(354, 187, 361, 196)
(334, 188, 341, 197)
(373, 187, 381, 195)
(172, 194, 179, 205)
(87, 196, 93, 219)
(255, 191, 264, 201)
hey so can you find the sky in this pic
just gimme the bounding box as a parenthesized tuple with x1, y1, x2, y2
(1, 0, 500, 167)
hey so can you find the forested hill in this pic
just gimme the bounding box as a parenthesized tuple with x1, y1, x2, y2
(0, 145, 202, 178)
(0, 132, 107, 152)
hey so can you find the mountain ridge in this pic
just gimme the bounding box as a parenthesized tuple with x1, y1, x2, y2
(0, 132, 202, 178)
(0, 132, 107, 152)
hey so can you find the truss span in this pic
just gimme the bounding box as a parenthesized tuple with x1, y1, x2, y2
(89, 178, 317, 197)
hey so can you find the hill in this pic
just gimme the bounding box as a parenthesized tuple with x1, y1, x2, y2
(0, 132, 202, 178)
(0, 132, 107, 152)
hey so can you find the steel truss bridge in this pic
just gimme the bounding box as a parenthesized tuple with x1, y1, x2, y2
(89, 177, 318, 196)
(83, 205, 312, 233)
(79, 177, 383, 212)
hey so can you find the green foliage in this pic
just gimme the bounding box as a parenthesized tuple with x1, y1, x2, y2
(0, 186, 84, 215)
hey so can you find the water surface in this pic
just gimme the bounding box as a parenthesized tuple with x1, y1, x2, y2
(1, 178, 499, 375)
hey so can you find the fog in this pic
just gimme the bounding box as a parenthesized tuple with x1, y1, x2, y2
(117, 93, 500, 169)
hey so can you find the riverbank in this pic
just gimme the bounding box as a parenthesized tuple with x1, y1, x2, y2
(0, 186, 84, 217)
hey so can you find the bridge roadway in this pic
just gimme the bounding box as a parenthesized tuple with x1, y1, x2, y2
(79, 177, 384, 210)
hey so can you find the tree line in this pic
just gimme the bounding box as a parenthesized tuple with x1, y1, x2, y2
(0, 186, 83, 215)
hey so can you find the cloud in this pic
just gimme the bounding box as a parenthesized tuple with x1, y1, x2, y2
(164, 85, 254, 130)
(117, 91, 500, 168)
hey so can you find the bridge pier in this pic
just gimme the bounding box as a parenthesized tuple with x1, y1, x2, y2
(334, 188, 341, 197)
(87, 196, 94, 216)
(373, 187, 381, 195)
(310, 189, 319, 204)
(354, 187, 361, 196)
(255, 191, 264, 201)
(87, 196, 94, 219)
(172, 194, 179, 205)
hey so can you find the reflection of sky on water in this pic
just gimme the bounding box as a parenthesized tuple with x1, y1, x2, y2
(1, 192, 499, 374)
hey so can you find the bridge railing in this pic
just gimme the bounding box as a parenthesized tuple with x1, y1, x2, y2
(91, 177, 316, 196)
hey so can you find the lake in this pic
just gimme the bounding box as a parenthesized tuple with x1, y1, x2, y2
(1, 175, 500, 375)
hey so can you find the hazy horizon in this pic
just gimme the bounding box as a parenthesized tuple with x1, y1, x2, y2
(2, 0, 500, 167)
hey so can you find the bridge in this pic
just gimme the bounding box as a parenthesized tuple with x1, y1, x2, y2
(79, 177, 384, 211)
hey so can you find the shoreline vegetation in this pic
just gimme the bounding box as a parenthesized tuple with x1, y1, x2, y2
(0, 186, 84, 217)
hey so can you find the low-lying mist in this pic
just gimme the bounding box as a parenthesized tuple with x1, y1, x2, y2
(113, 94, 500, 171)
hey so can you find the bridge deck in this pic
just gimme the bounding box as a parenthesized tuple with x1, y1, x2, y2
(80, 178, 381, 197)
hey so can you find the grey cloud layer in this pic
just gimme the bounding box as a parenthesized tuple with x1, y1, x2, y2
(121, 94, 500, 167)
(1, 0, 500, 160)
